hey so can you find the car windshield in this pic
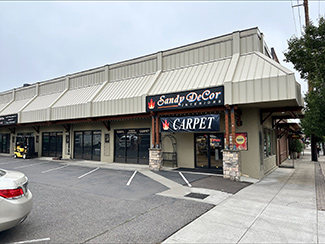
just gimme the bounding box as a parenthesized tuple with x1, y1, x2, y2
(0, 169, 6, 177)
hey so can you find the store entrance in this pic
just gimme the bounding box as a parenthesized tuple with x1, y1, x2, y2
(74, 130, 101, 161)
(114, 129, 150, 164)
(195, 133, 224, 170)
(42, 132, 63, 157)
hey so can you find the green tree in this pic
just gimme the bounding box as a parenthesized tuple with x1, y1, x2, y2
(284, 17, 325, 140)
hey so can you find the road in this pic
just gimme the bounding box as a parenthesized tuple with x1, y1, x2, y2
(0, 156, 213, 243)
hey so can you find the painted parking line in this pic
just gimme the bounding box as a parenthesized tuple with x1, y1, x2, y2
(179, 172, 192, 187)
(42, 164, 70, 173)
(12, 237, 50, 244)
(126, 171, 137, 186)
(14, 161, 50, 169)
(0, 160, 21, 165)
(77, 167, 99, 179)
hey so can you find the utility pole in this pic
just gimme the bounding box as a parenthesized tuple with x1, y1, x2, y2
(303, 0, 310, 26)
(303, 0, 317, 161)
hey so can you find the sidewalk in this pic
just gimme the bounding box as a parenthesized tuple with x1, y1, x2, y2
(164, 151, 325, 243)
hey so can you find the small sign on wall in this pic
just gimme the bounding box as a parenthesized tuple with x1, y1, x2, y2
(105, 133, 110, 143)
(235, 133, 248, 151)
(227, 133, 248, 150)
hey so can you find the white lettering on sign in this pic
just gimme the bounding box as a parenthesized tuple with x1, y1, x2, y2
(157, 95, 185, 107)
(172, 116, 215, 131)
(186, 90, 221, 103)
(156, 90, 222, 108)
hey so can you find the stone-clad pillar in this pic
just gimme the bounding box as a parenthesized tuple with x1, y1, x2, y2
(223, 149, 240, 181)
(149, 148, 163, 171)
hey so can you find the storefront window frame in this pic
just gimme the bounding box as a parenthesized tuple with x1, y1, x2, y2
(263, 127, 276, 158)
(114, 128, 150, 164)
(0, 133, 10, 154)
(73, 130, 101, 161)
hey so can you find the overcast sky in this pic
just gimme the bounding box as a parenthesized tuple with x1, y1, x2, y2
(0, 1, 324, 94)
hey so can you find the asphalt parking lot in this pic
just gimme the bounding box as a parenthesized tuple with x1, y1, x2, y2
(0, 156, 214, 243)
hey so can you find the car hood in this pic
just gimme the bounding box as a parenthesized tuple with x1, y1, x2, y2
(0, 169, 28, 189)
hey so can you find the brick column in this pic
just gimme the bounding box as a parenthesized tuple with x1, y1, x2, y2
(223, 149, 240, 181)
(149, 148, 163, 171)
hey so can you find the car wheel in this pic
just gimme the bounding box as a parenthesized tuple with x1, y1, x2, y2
(23, 154, 27, 159)
(14, 154, 17, 158)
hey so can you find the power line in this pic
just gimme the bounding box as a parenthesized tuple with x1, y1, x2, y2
(319, 0, 322, 19)
(297, 0, 303, 34)
(291, 0, 298, 36)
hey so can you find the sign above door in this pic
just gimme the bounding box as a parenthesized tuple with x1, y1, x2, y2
(146, 86, 224, 112)
(160, 114, 220, 133)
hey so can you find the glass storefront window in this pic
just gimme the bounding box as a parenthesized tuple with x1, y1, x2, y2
(138, 129, 150, 164)
(74, 131, 101, 161)
(115, 130, 126, 163)
(0, 134, 10, 154)
(263, 128, 275, 158)
(74, 132, 83, 159)
(114, 129, 150, 164)
(42, 132, 63, 157)
(42, 133, 50, 156)
(126, 129, 138, 163)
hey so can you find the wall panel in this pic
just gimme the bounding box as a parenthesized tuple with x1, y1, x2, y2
(39, 79, 65, 95)
(70, 69, 105, 89)
(110, 58, 156, 82)
(15, 86, 36, 100)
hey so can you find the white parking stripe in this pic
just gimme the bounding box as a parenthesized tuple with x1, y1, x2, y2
(14, 162, 49, 169)
(179, 172, 192, 187)
(0, 161, 20, 165)
(78, 167, 99, 179)
(126, 171, 137, 186)
(11, 237, 51, 244)
(42, 164, 70, 173)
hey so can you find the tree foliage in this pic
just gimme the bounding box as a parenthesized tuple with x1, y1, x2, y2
(284, 17, 325, 140)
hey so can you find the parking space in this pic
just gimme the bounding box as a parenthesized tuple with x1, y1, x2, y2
(0, 155, 214, 243)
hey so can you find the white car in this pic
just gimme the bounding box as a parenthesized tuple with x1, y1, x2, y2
(0, 168, 33, 232)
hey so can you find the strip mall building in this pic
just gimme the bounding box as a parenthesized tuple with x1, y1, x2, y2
(0, 28, 303, 179)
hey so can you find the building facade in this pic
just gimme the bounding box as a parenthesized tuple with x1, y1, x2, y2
(0, 28, 303, 179)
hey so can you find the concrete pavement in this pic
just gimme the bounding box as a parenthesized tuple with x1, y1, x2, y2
(164, 150, 325, 243)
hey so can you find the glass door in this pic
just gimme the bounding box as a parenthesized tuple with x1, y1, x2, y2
(74, 132, 83, 159)
(126, 129, 138, 164)
(49, 133, 57, 157)
(195, 133, 224, 169)
(114, 129, 150, 164)
(83, 131, 92, 160)
(42, 133, 50, 156)
(209, 134, 224, 169)
(92, 131, 101, 161)
(56, 133, 63, 157)
(114, 130, 126, 163)
(195, 134, 209, 168)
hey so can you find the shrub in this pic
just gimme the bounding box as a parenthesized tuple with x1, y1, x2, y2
(290, 139, 304, 153)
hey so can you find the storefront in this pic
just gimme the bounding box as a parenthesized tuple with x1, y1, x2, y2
(74, 130, 101, 161)
(42, 132, 63, 157)
(0, 27, 303, 179)
(194, 133, 224, 170)
(114, 128, 150, 164)
(0, 133, 10, 153)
